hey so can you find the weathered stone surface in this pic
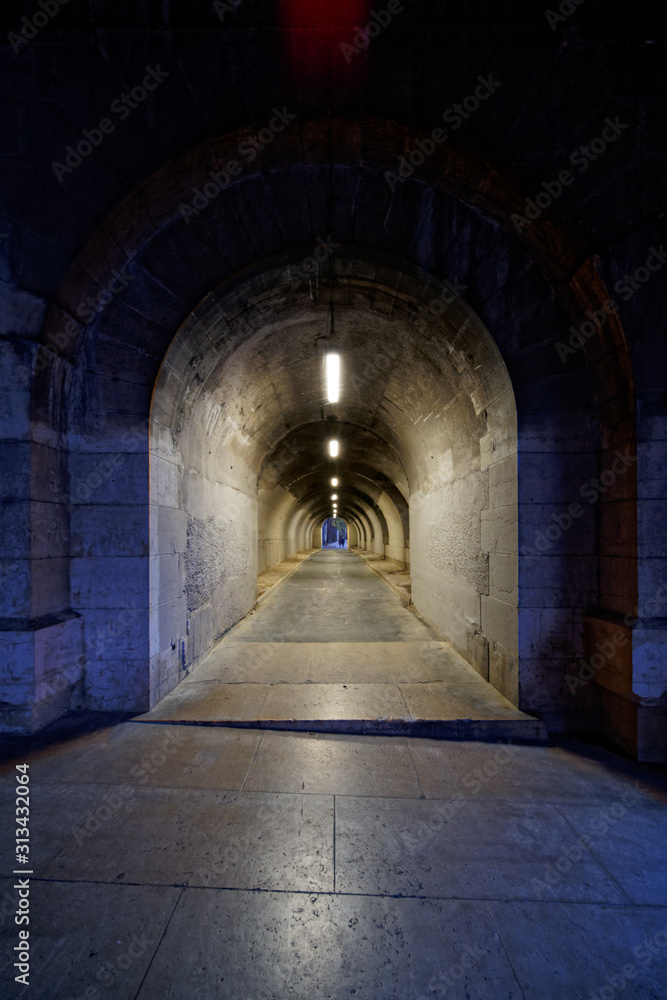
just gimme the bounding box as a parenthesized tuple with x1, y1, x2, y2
(0, 5, 663, 760)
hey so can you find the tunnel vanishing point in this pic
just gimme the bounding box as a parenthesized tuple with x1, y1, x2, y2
(1, 4, 666, 763)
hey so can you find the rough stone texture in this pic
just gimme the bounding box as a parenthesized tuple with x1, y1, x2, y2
(0, 2, 664, 756)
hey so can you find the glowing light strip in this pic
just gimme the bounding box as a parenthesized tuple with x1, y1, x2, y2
(326, 353, 340, 403)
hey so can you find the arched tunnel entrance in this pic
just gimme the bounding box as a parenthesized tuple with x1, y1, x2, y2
(149, 250, 518, 712)
(26, 115, 646, 754)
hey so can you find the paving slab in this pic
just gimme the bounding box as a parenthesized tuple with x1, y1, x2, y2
(0, 880, 180, 1000)
(0, 778, 128, 877)
(136, 888, 523, 1000)
(487, 901, 667, 1000)
(334, 796, 632, 902)
(409, 740, 662, 803)
(243, 730, 423, 798)
(140, 681, 272, 721)
(260, 681, 410, 720)
(0, 719, 665, 999)
(42, 786, 334, 892)
(182, 640, 460, 685)
(557, 802, 667, 905)
(0, 723, 118, 783)
(229, 550, 437, 643)
(399, 680, 527, 720)
(58, 721, 261, 790)
(134, 550, 546, 742)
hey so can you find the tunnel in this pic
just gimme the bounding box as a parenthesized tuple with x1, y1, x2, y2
(149, 246, 517, 699)
(4, 9, 667, 996)
(14, 115, 657, 758)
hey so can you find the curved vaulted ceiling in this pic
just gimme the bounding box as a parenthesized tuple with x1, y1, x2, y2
(153, 250, 511, 546)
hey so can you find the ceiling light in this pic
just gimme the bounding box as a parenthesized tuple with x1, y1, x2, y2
(329, 439, 338, 457)
(326, 353, 340, 403)
(332, 494, 338, 500)
(331, 477, 338, 487)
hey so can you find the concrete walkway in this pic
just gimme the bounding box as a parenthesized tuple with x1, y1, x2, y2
(1, 718, 666, 998)
(139, 549, 545, 741)
(3, 553, 664, 998)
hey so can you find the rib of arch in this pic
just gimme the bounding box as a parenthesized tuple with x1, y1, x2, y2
(30, 115, 636, 725)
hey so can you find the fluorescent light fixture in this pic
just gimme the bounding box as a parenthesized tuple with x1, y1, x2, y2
(331, 477, 338, 487)
(329, 439, 339, 457)
(326, 353, 340, 403)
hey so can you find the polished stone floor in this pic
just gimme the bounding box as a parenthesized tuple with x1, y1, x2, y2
(1, 551, 666, 997)
(1, 720, 667, 998)
(139, 549, 545, 741)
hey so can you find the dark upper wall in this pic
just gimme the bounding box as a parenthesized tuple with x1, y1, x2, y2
(0, 0, 665, 411)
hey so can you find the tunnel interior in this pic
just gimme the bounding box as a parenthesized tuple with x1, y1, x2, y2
(19, 113, 652, 755)
(148, 250, 517, 705)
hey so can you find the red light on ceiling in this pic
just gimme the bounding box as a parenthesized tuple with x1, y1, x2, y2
(280, 0, 372, 88)
(280, 0, 370, 29)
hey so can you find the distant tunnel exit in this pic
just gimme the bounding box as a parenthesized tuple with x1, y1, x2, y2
(322, 517, 348, 549)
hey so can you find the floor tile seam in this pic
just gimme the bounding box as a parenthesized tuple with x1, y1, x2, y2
(154, 680, 495, 686)
(6, 778, 654, 806)
(406, 742, 428, 800)
(396, 683, 414, 722)
(131, 887, 184, 1000)
(333, 794, 336, 893)
(11, 779, 339, 807)
(483, 899, 529, 1000)
(20, 876, 667, 907)
(551, 801, 640, 906)
(0, 780, 455, 798)
(7, 772, 660, 804)
(240, 731, 264, 791)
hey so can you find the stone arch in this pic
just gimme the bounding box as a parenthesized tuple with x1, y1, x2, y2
(26, 115, 635, 743)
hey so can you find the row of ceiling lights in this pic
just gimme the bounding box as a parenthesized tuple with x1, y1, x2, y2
(327, 353, 339, 519)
